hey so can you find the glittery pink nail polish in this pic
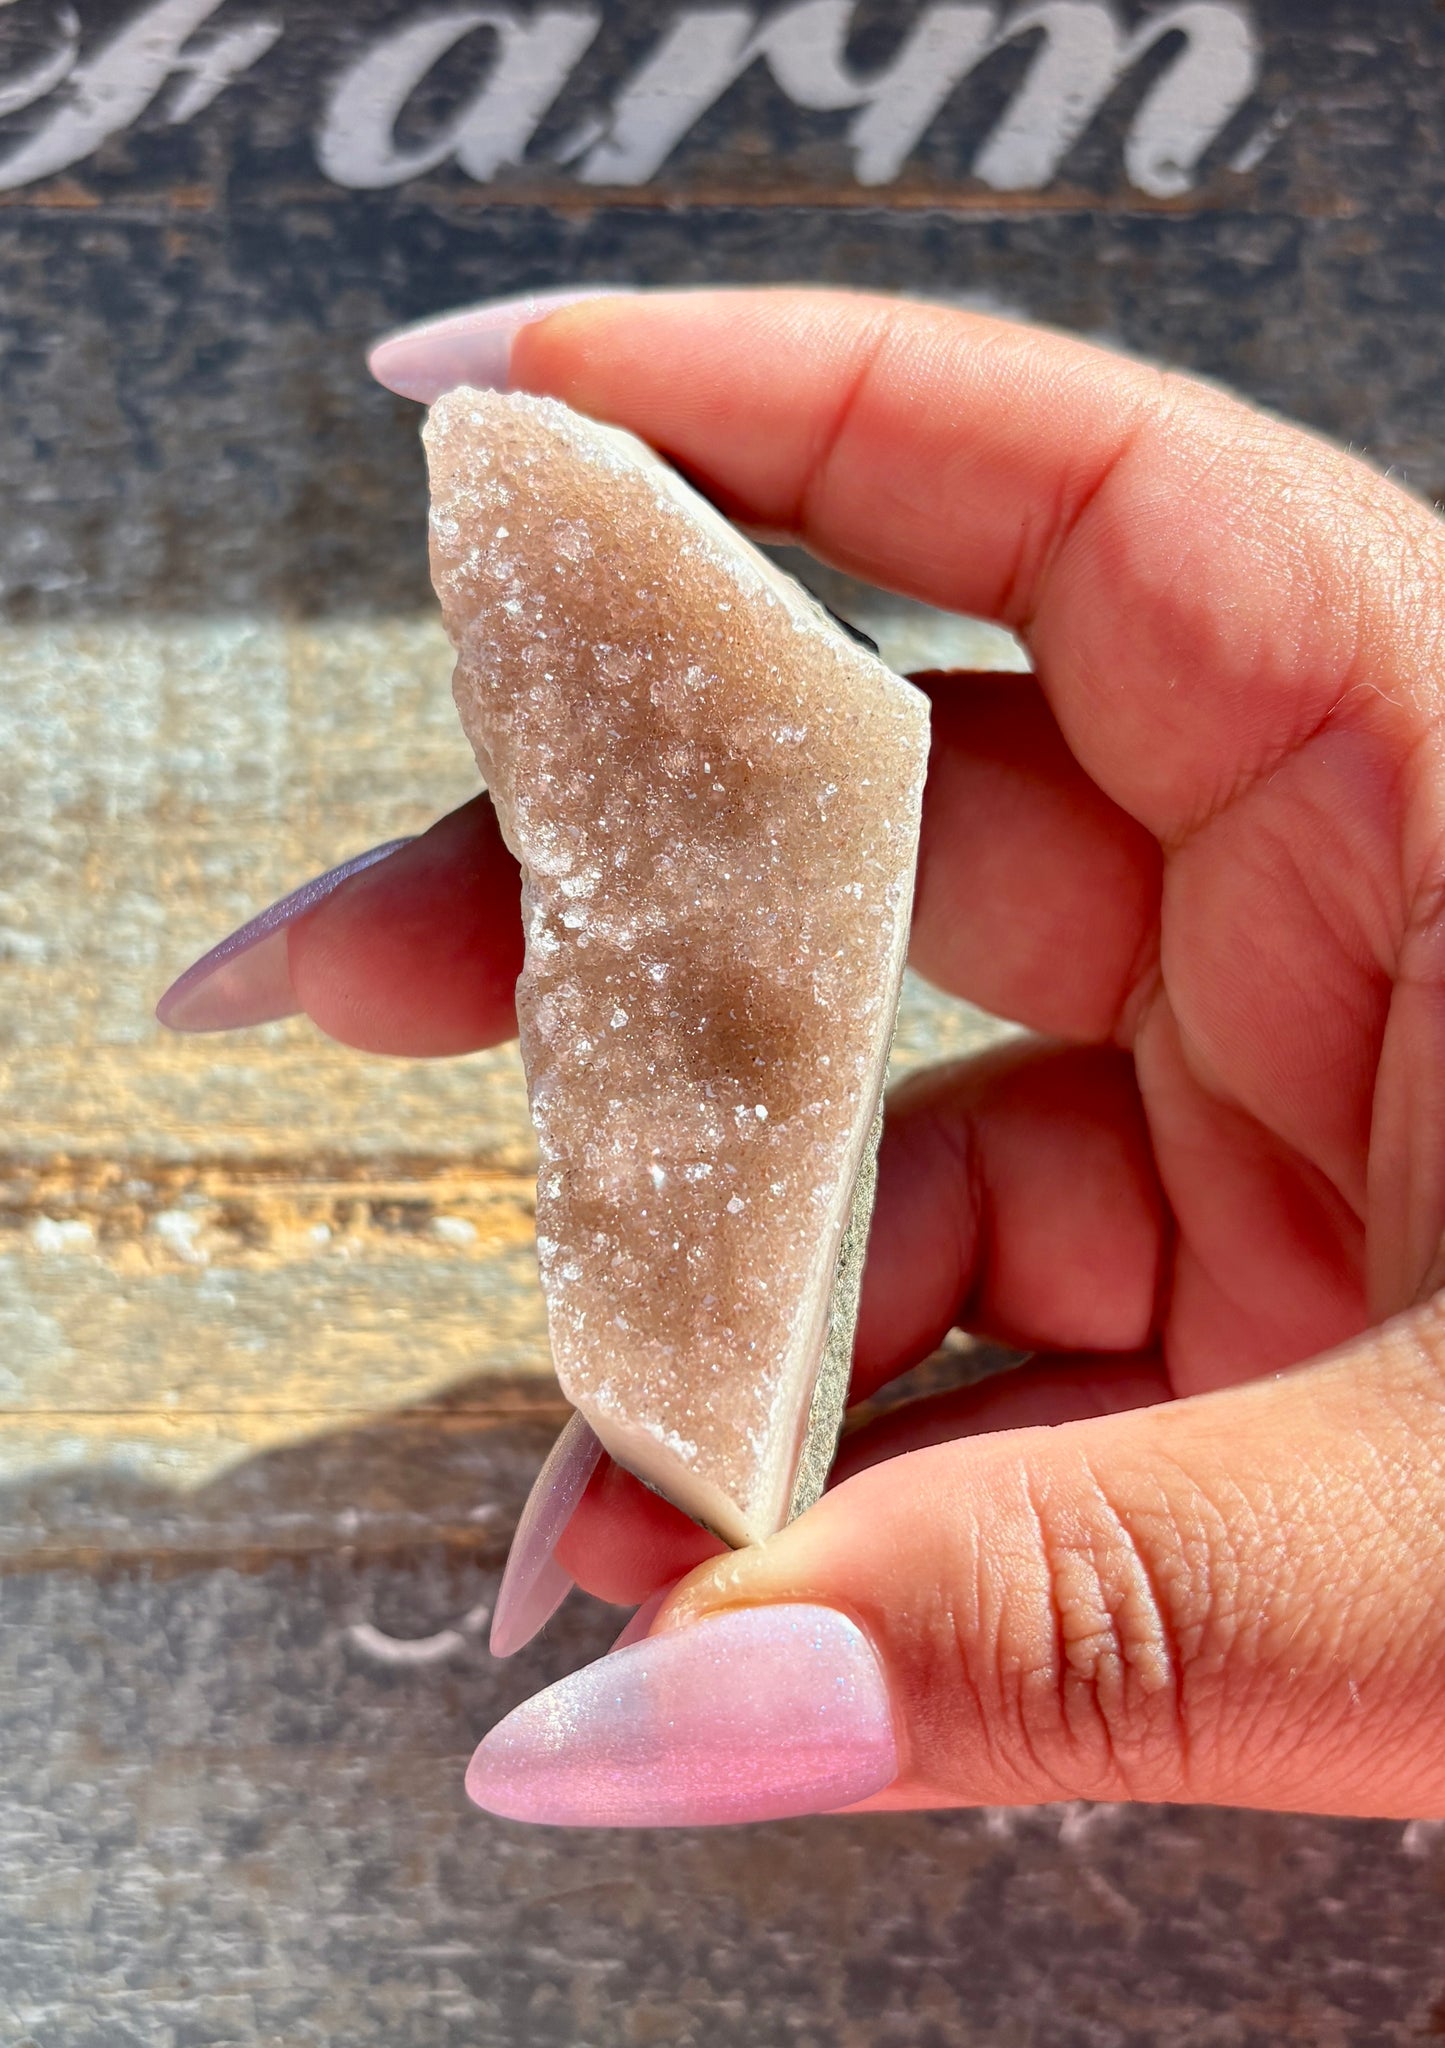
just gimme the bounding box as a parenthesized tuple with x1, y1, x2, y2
(155, 839, 412, 1032)
(467, 1605, 898, 1828)
(490, 1410, 604, 1658)
(367, 287, 629, 403)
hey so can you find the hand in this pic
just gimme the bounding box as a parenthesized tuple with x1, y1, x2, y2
(162, 291, 1445, 1828)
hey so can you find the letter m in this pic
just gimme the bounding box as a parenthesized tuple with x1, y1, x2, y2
(976, 1, 1259, 196)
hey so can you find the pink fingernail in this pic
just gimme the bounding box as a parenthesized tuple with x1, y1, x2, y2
(468, 1605, 897, 1828)
(367, 286, 629, 403)
(154, 839, 413, 1033)
(489, 1410, 603, 1658)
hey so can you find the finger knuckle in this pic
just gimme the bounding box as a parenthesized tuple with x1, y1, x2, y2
(984, 1460, 1224, 1801)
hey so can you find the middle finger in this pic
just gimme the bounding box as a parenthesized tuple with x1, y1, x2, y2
(911, 670, 1161, 1040)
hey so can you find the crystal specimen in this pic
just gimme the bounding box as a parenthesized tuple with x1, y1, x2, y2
(425, 389, 929, 1547)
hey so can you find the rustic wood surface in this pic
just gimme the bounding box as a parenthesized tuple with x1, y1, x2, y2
(8, 587, 1445, 2048)
(3, 1, 1445, 625)
(6, 2, 1445, 2041)
(0, 595, 1015, 1513)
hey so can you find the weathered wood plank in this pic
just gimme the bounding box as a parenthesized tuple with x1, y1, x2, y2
(8, 206, 1445, 625)
(2, 0, 1442, 216)
(4, 5, 1443, 2036)
(3, 1551, 1445, 2047)
(4, 4, 1445, 623)
(0, 599, 1011, 1521)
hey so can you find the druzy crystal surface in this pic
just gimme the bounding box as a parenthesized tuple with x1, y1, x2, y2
(425, 389, 929, 1546)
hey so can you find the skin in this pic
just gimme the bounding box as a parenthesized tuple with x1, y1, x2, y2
(290, 292, 1445, 1818)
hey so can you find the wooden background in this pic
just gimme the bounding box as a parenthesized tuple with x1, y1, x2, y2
(4, 4, 1445, 2043)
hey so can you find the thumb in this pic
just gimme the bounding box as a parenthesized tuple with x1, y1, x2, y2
(466, 1306, 1445, 1828)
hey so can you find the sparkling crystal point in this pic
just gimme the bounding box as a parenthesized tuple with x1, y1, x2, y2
(425, 389, 929, 1546)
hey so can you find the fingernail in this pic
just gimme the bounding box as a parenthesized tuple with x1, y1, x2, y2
(467, 1605, 897, 1828)
(368, 286, 630, 403)
(155, 839, 413, 1033)
(490, 1410, 604, 1658)
(610, 1585, 670, 1653)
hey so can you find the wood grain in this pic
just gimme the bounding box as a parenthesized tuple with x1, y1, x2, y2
(0, 602, 1013, 1521)
(6, 594, 1438, 2048)
(5, 7, 1444, 2036)
(5, 1553, 1445, 2048)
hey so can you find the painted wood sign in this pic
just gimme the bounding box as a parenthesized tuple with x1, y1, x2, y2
(0, 2, 1441, 616)
(0, 0, 1272, 199)
(4, 20, 1445, 2038)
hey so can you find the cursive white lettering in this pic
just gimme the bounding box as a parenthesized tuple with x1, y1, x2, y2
(0, 6, 79, 124)
(0, 0, 1265, 202)
(316, 6, 598, 189)
(578, 1, 1007, 189)
(976, 1, 1259, 196)
(0, 0, 280, 191)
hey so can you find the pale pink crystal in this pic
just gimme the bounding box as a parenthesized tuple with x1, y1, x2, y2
(425, 389, 929, 1546)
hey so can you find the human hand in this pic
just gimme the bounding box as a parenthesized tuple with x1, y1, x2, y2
(161, 290, 1445, 1828)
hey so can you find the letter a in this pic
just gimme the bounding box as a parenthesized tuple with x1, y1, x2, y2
(317, 7, 599, 189)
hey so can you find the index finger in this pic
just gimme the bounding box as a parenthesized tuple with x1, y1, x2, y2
(506, 288, 1444, 843)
